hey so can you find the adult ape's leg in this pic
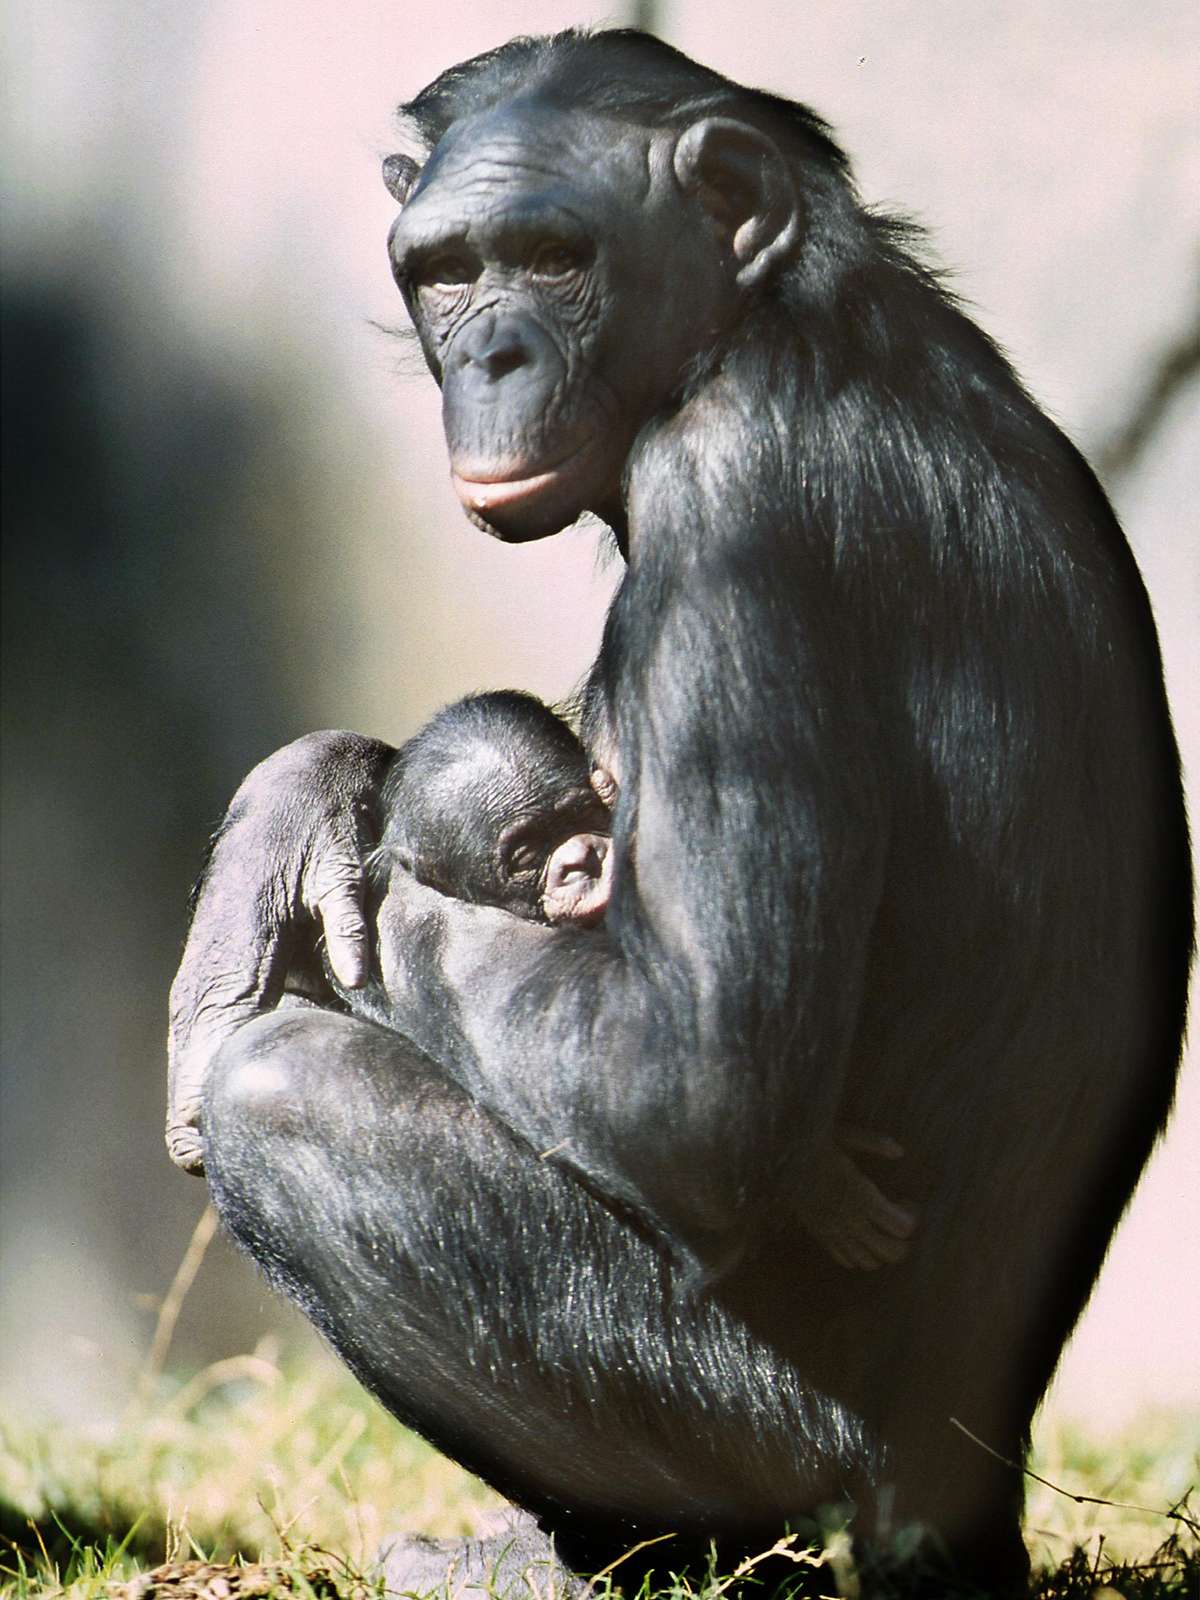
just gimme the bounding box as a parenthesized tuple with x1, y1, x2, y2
(202, 1010, 869, 1562)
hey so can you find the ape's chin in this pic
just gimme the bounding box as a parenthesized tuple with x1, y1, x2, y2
(463, 500, 579, 543)
(452, 471, 586, 542)
(450, 435, 620, 543)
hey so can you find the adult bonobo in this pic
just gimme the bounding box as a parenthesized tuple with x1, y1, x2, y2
(167, 28, 1192, 1588)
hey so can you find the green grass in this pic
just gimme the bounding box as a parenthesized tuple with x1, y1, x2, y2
(0, 1338, 502, 1588)
(2, 1351, 1195, 1599)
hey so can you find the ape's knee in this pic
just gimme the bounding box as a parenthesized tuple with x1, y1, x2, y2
(204, 1012, 314, 1152)
(203, 1008, 386, 1173)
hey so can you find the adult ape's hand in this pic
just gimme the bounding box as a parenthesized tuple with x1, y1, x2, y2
(167, 730, 393, 1174)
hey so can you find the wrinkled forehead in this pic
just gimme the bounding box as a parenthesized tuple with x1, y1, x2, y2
(412, 101, 654, 209)
(436, 736, 581, 810)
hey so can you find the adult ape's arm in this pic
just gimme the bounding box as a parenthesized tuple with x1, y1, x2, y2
(167, 730, 392, 1172)
(374, 545, 891, 1272)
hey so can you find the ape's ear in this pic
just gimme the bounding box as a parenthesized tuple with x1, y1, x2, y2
(382, 152, 422, 205)
(672, 118, 801, 290)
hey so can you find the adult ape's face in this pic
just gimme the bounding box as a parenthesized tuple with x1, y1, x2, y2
(385, 102, 741, 542)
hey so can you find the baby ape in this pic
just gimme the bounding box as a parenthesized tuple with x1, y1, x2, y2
(170, 28, 1192, 1590)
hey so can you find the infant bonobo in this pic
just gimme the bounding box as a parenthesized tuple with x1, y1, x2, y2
(359, 690, 915, 1272)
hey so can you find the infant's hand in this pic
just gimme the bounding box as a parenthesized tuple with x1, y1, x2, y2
(799, 1128, 917, 1271)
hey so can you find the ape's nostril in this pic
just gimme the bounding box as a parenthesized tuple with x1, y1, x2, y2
(456, 313, 536, 381)
(483, 343, 528, 380)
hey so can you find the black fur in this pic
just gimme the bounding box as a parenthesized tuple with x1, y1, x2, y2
(199, 30, 1191, 1589)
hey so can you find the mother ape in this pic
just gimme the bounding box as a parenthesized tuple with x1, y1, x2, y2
(168, 29, 1192, 1587)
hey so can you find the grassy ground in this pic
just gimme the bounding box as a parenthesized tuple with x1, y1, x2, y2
(3, 1350, 1196, 1599)
(2, 1217, 1196, 1597)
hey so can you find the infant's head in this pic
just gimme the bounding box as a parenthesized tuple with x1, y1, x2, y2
(377, 691, 613, 925)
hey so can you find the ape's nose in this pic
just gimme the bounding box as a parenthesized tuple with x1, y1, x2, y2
(456, 314, 533, 382)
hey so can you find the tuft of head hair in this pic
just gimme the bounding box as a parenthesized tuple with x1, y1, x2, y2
(384, 691, 586, 805)
(394, 29, 851, 180)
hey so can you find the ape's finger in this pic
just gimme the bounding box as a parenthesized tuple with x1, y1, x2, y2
(847, 1244, 881, 1272)
(318, 882, 370, 989)
(591, 766, 619, 807)
(306, 839, 370, 989)
(873, 1197, 918, 1238)
(166, 1116, 206, 1175)
(850, 1170, 918, 1237)
(830, 1230, 882, 1271)
(861, 1228, 910, 1265)
(840, 1127, 905, 1160)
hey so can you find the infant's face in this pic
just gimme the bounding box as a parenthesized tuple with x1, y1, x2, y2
(494, 778, 612, 926)
(378, 730, 620, 940)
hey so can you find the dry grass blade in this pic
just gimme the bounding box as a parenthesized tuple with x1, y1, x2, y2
(951, 1418, 1200, 1539)
(132, 1205, 220, 1411)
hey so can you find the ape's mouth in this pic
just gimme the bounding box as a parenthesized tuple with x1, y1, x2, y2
(451, 438, 594, 517)
(452, 465, 569, 515)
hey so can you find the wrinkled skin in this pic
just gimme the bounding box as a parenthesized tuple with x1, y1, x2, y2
(384, 103, 784, 544)
(168, 32, 1190, 1591)
(167, 730, 391, 1173)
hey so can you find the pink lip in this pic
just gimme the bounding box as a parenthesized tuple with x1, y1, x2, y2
(450, 439, 593, 515)
(451, 467, 564, 514)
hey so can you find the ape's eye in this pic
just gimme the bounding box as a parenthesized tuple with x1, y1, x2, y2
(421, 253, 475, 289)
(531, 244, 584, 280)
(505, 842, 544, 877)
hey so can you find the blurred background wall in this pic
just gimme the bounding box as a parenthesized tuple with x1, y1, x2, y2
(2, 0, 1196, 1432)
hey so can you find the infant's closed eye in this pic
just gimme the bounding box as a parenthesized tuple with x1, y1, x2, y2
(505, 843, 545, 877)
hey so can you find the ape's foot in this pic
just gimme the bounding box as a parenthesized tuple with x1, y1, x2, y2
(376, 1510, 584, 1598)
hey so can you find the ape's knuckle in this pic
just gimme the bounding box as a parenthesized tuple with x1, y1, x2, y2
(233, 751, 304, 806)
(165, 1120, 205, 1174)
(314, 853, 362, 893)
(326, 919, 367, 950)
(228, 736, 381, 847)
